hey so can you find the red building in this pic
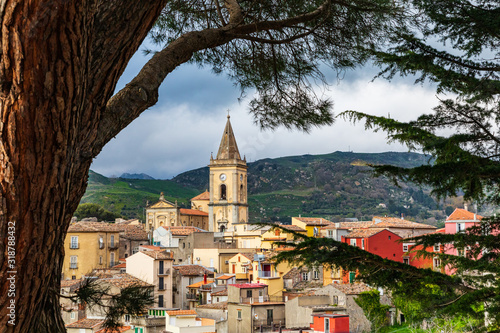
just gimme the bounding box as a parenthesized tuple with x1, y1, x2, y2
(342, 228, 404, 262)
(310, 314, 349, 333)
(402, 228, 445, 272)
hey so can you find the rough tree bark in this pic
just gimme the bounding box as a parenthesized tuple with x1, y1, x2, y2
(0, 0, 333, 331)
(0, 1, 167, 331)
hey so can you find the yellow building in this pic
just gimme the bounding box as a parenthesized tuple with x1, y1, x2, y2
(291, 217, 333, 237)
(260, 224, 307, 249)
(208, 115, 249, 232)
(228, 253, 254, 281)
(251, 250, 293, 298)
(191, 190, 210, 212)
(62, 222, 120, 280)
(145, 193, 209, 233)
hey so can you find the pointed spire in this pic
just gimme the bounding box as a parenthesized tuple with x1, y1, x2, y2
(215, 115, 242, 160)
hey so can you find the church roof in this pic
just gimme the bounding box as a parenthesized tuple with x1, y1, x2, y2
(192, 190, 210, 201)
(215, 115, 242, 161)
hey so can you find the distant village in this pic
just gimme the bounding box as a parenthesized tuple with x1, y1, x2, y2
(62, 116, 481, 333)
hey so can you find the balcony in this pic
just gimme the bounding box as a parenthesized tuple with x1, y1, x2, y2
(69, 264, 78, 269)
(157, 268, 170, 275)
(258, 271, 278, 279)
(186, 293, 198, 300)
(108, 243, 118, 250)
(69, 243, 79, 249)
(240, 296, 268, 304)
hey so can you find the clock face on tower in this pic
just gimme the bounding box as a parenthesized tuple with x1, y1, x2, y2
(220, 173, 227, 181)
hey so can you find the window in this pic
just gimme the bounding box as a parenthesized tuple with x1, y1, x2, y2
(159, 277, 164, 290)
(302, 272, 309, 281)
(183, 242, 185, 249)
(247, 290, 252, 298)
(325, 318, 330, 331)
(110, 235, 115, 247)
(361, 239, 365, 249)
(457, 248, 465, 257)
(158, 295, 164, 308)
(433, 257, 441, 268)
(350, 239, 356, 246)
(133, 247, 139, 254)
(434, 244, 440, 252)
(237, 309, 242, 320)
(313, 270, 319, 280)
(388, 236, 391, 240)
(70, 256, 77, 269)
(110, 252, 115, 267)
(70, 312, 75, 319)
(99, 236, 104, 249)
(99, 256, 103, 265)
(403, 245, 408, 252)
(457, 223, 465, 232)
(403, 258, 410, 265)
(124, 314, 130, 322)
(328, 230, 334, 238)
(240, 184, 244, 201)
(159, 261, 164, 274)
(242, 267, 247, 273)
(220, 184, 227, 200)
(70, 236, 78, 249)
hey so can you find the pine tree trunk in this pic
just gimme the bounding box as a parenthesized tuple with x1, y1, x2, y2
(0, 1, 165, 331)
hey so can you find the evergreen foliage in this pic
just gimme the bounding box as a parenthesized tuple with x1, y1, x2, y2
(355, 290, 391, 331)
(276, 0, 500, 331)
(74, 203, 122, 221)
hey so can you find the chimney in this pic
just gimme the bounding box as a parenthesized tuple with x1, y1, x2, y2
(464, 203, 468, 211)
(204, 273, 207, 284)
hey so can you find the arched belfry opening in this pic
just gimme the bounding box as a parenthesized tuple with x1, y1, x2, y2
(220, 184, 227, 200)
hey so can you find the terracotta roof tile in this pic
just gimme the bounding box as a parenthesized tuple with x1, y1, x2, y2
(166, 310, 197, 316)
(163, 226, 207, 236)
(346, 228, 396, 238)
(293, 217, 334, 226)
(174, 265, 215, 276)
(276, 224, 307, 232)
(65, 318, 103, 329)
(68, 222, 120, 233)
(141, 250, 173, 260)
(112, 263, 126, 268)
(326, 283, 372, 295)
(188, 279, 214, 288)
(446, 208, 483, 221)
(229, 283, 267, 289)
(119, 224, 148, 241)
(192, 191, 210, 201)
(197, 301, 228, 310)
(180, 208, 209, 217)
(61, 279, 82, 288)
(96, 273, 153, 289)
(96, 326, 131, 333)
(371, 216, 436, 229)
(216, 274, 235, 280)
(141, 245, 161, 251)
(211, 289, 228, 296)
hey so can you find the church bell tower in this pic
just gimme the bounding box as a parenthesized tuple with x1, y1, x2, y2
(208, 115, 248, 232)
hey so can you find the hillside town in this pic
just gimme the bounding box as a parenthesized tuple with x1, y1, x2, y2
(62, 117, 483, 333)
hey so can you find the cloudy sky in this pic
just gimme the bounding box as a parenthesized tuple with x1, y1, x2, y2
(91, 41, 441, 180)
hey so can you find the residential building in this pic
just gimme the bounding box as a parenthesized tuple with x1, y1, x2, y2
(342, 228, 404, 263)
(291, 217, 334, 237)
(117, 223, 149, 259)
(310, 314, 349, 333)
(130, 308, 167, 333)
(340, 216, 437, 239)
(164, 310, 216, 333)
(252, 250, 293, 298)
(227, 283, 285, 333)
(126, 250, 174, 308)
(60, 279, 84, 326)
(186, 278, 215, 308)
(63, 222, 120, 280)
(172, 265, 215, 309)
(261, 224, 307, 249)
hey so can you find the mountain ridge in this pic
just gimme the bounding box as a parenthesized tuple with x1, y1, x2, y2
(82, 151, 454, 225)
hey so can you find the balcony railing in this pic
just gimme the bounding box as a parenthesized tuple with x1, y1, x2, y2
(253, 319, 285, 329)
(108, 243, 118, 250)
(186, 293, 198, 300)
(69, 243, 79, 249)
(239, 295, 284, 304)
(157, 268, 170, 275)
(258, 271, 278, 278)
(69, 264, 78, 269)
